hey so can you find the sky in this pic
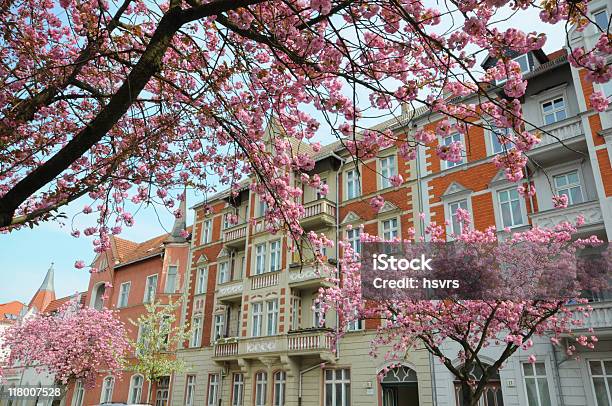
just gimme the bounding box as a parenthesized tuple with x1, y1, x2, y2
(0, 6, 569, 305)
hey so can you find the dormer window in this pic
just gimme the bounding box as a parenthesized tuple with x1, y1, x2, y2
(513, 54, 530, 74)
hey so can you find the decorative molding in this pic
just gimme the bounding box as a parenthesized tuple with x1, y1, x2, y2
(378, 201, 399, 214)
(218, 282, 243, 297)
(489, 169, 510, 187)
(246, 340, 277, 353)
(441, 181, 471, 199)
(196, 254, 208, 264)
(217, 247, 230, 259)
(340, 211, 362, 225)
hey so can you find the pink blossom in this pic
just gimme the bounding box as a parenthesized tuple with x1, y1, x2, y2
(590, 91, 610, 112)
(553, 194, 569, 209)
(370, 195, 385, 212)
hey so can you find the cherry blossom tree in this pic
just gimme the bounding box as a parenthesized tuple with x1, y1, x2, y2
(0, 0, 609, 257)
(0, 301, 130, 390)
(319, 213, 608, 406)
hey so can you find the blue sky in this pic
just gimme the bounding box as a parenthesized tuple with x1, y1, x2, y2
(0, 8, 567, 305)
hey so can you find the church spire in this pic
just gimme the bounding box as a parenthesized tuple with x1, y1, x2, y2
(28, 263, 56, 312)
(167, 187, 188, 243)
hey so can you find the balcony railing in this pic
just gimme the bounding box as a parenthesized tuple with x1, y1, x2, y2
(536, 116, 584, 148)
(530, 200, 603, 229)
(288, 263, 334, 286)
(214, 339, 239, 357)
(302, 199, 336, 219)
(573, 301, 612, 331)
(287, 330, 333, 352)
(217, 280, 243, 299)
(223, 224, 247, 243)
(250, 271, 280, 290)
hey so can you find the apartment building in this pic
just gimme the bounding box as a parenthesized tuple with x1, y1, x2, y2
(62, 200, 191, 406)
(173, 8, 612, 406)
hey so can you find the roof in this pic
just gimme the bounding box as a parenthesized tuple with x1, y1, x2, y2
(112, 225, 192, 268)
(0, 301, 25, 324)
(44, 292, 87, 314)
(28, 264, 56, 312)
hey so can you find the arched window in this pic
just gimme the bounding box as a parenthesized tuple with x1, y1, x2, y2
(71, 380, 85, 406)
(91, 283, 106, 310)
(454, 363, 504, 406)
(255, 371, 267, 406)
(128, 374, 144, 403)
(273, 371, 286, 406)
(100, 376, 114, 404)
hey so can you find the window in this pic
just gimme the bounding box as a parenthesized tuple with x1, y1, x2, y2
(554, 170, 584, 206)
(448, 199, 469, 236)
(201, 219, 212, 244)
(190, 316, 202, 347)
(490, 126, 513, 154)
(345, 169, 361, 200)
(136, 324, 151, 356)
(269, 240, 281, 272)
(346, 228, 361, 255)
(316, 178, 328, 200)
(442, 133, 464, 168)
(144, 274, 158, 303)
(347, 317, 363, 332)
(213, 314, 225, 341)
(71, 380, 85, 406)
(258, 198, 267, 217)
(594, 9, 609, 30)
(498, 188, 524, 228)
(255, 371, 268, 406)
(218, 262, 229, 284)
(207, 374, 219, 406)
(128, 375, 144, 404)
(324, 369, 351, 406)
(185, 375, 196, 406)
(382, 218, 399, 240)
(155, 376, 170, 406)
(523, 363, 551, 406)
(266, 299, 279, 335)
(513, 54, 530, 74)
(291, 297, 301, 330)
(313, 300, 325, 328)
(166, 266, 178, 293)
(196, 267, 207, 294)
(542, 97, 567, 125)
(232, 374, 244, 406)
(274, 371, 286, 406)
(602, 81, 612, 99)
(252, 302, 263, 337)
(255, 243, 267, 275)
(117, 282, 130, 308)
(100, 376, 114, 404)
(380, 155, 397, 189)
(590, 360, 612, 406)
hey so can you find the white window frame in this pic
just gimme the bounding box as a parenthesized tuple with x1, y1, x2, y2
(155, 376, 170, 406)
(196, 267, 207, 295)
(190, 315, 202, 347)
(441, 132, 465, 169)
(165, 265, 178, 294)
(71, 380, 85, 406)
(346, 309, 364, 332)
(255, 371, 268, 406)
(541, 96, 567, 126)
(201, 219, 212, 245)
(100, 376, 114, 404)
(269, 240, 281, 272)
(185, 375, 196, 406)
(316, 178, 328, 200)
(218, 261, 229, 284)
(522, 362, 552, 406)
(313, 300, 325, 328)
(255, 243, 267, 275)
(346, 228, 361, 255)
(273, 371, 286, 406)
(213, 313, 225, 341)
(379, 155, 397, 189)
(345, 169, 361, 200)
(594, 8, 609, 31)
(589, 359, 612, 406)
(144, 274, 158, 303)
(266, 299, 279, 336)
(553, 170, 585, 206)
(324, 369, 351, 406)
(446, 199, 470, 237)
(117, 282, 131, 308)
(252, 302, 263, 337)
(232, 373, 244, 406)
(291, 297, 301, 330)
(128, 374, 144, 404)
(496, 187, 526, 229)
(513, 54, 530, 74)
(381, 217, 399, 241)
(207, 374, 219, 406)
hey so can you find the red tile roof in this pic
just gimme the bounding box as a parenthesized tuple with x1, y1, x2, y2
(43, 292, 87, 314)
(0, 301, 25, 324)
(547, 48, 567, 61)
(112, 225, 192, 268)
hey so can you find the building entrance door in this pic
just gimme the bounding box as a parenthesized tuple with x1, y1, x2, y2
(381, 366, 419, 406)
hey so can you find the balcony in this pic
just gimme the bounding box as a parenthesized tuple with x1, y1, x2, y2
(211, 330, 335, 362)
(530, 200, 604, 232)
(223, 223, 247, 248)
(216, 280, 243, 302)
(572, 301, 612, 335)
(527, 116, 585, 164)
(250, 271, 280, 290)
(289, 263, 334, 288)
(300, 199, 336, 230)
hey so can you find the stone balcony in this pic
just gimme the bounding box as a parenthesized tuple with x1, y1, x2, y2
(216, 279, 243, 302)
(250, 271, 280, 290)
(212, 329, 335, 362)
(572, 301, 612, 335)
(222, 223, 247, 248)
(527, 116, 586, 164)
(530, 200, 604, 232)
(300, 199, 337, 230)
(288, 262, 335, 288)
